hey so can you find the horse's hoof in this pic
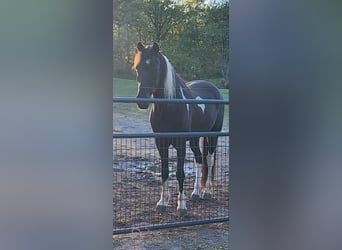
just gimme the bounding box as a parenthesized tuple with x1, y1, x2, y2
(177, 208, 187, 217)
(201, 192, 212, 200)
(156, 204, 167, 213)
(190, 193, 200, 201)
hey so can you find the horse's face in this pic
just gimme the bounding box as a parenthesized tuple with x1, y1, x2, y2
(133, 42, 160, 109)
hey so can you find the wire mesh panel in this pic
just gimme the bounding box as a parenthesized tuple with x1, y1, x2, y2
(113, 133, 229, 233)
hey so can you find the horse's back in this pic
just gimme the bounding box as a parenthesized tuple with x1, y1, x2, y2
(186, 80, 223, 100)
(186, 80, 224, 132)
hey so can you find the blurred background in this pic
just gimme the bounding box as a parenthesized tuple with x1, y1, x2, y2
(113, 0, 229, 88)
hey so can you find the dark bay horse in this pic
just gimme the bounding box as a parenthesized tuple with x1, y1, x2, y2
(133, 42, 224, 216)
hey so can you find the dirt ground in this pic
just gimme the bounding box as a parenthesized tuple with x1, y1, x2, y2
(113, 222, 229, 250)
(113, 103, 229, 250)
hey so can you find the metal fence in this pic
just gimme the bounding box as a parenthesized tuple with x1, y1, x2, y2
(113, 97, 229, 235)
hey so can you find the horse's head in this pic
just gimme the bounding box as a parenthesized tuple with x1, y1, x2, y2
(133, 42, 161, 109)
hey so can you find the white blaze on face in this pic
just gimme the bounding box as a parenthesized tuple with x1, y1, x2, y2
(195, 96, 205, 112)
(157, 180, 170, 207)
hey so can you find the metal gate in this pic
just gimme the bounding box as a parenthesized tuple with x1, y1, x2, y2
(113, 97, 229, 234)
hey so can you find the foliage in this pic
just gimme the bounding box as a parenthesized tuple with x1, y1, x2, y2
(113, 0, 229, 87)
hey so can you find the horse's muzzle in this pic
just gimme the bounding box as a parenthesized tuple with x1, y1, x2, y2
(136, 86, 152, 109)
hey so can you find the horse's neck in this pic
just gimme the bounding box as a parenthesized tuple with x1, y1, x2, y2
(176, 75, 189, 95)
(153, 74, 185, 99)
(151, 74, 182, 114)
(154, 54, 189, 99)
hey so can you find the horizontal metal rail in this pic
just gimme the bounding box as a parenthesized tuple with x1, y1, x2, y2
(113, 216, 229, 235)
(113, 131, 229, 138)
(113, 97, 229, 104)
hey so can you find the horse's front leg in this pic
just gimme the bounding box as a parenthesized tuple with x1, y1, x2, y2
(156, 138, 170, 212)
(175, 140, 187, 216)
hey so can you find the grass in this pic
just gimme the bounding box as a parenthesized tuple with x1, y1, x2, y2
(113, 78, 147, 119)
(113, 78, 137, 97)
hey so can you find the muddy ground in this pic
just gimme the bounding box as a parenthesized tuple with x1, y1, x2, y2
(113, 103, 229, 249)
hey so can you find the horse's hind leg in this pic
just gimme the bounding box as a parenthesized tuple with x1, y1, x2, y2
(190, 137, 203, 201)
(201, 136, 218, 199)
(175, 138, 187, 216)
(156, 138, 170, 212)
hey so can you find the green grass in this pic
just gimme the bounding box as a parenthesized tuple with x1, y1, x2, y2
(113, 78, 148, 119)
(113, 78, 137, 97)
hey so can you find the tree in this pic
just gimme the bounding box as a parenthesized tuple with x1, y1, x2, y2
(143, 0, 184, 43)
(113, 0, 230, 86)
(162, 1, 229, 83)
(113, 0, 146, 78)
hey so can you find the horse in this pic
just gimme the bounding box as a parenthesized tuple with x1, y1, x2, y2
(132, 42, 224, 216)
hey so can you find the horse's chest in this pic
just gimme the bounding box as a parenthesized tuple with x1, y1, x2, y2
(150, 107, 190, 132)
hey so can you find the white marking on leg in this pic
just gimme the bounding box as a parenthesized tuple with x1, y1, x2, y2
(195, 96, 205, 112)
(205, 153, 214, 195)
(157, 179, 170, 207)
(191, 159, 202, 197)
(207, 152, 214, 169)
(199, 137, 204, 155)
(180, 87, 189, 120)
(177, 191, 187, 210)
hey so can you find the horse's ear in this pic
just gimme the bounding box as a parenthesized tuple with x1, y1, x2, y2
(152, 42, 159, 53)
(137, 42, 144, 52)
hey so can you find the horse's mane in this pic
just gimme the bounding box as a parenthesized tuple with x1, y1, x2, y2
(162, 55, 176, 99)
(162, 54, 188, 99)
(132, 51, 141, 70)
